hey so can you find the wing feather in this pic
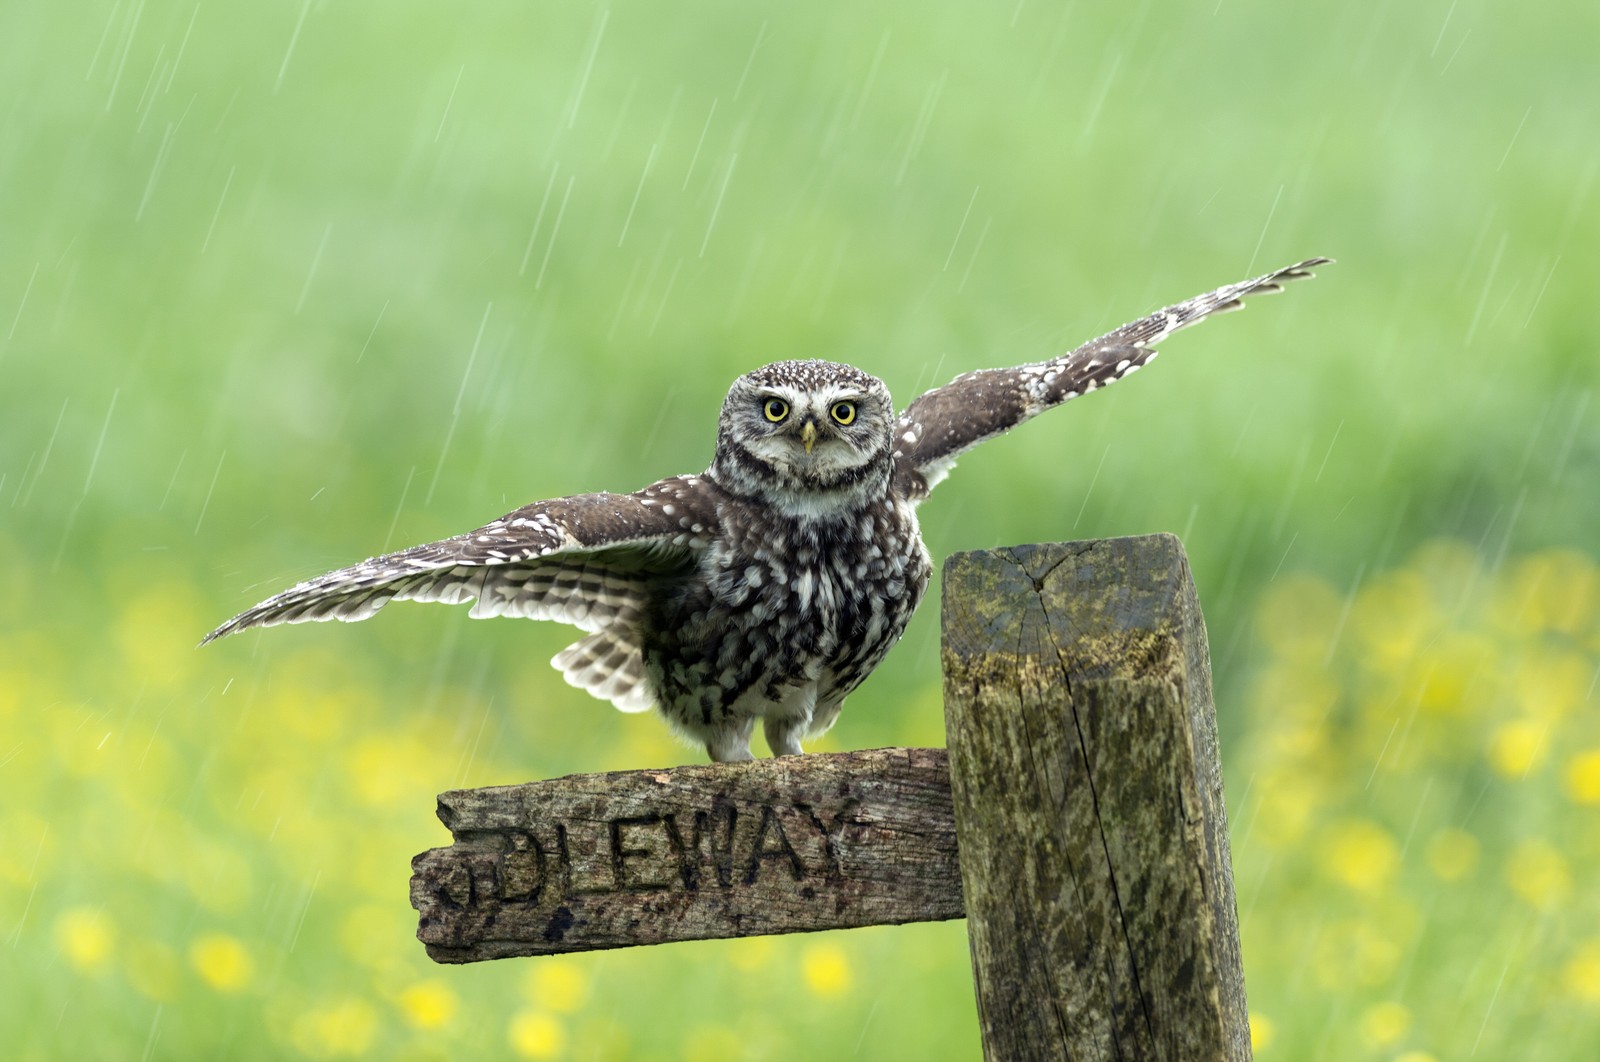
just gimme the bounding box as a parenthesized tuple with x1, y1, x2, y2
(201, 475, 718, 644)
(892, 257, 1330, 500)
(551, 628, 654, 713)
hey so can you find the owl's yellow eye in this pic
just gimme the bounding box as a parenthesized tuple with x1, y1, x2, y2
(830, 401, 857, 426)
(763, 398, 789, 422)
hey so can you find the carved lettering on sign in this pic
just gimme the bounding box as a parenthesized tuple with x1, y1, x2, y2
(661, 805, 738, 890)
(496, 830, 545, 903)
(412, 748, 962, 959)
(447, 797, 868, 909)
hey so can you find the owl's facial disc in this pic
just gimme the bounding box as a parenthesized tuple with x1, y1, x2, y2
(748, 389, 870, 475)
(713, 360, 895, 504)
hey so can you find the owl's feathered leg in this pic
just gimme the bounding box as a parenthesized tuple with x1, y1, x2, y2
(763, 716, 806, 757)
(759, 682, 825, 757)
(705, 718, 757, 762)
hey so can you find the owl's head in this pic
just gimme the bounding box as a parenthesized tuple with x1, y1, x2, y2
(712, 360, 895, 511)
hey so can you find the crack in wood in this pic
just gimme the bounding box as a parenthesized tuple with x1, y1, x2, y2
(1022, 545, 1160, 1048)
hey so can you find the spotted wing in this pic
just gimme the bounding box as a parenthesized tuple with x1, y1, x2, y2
(892, 258, 1331, 500)
(202, 476, 721, 714)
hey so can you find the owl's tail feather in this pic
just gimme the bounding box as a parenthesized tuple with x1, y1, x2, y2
(552, 629, 654, 714)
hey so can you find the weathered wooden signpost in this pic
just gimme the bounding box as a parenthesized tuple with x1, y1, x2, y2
(411, 533, 1251, 1060)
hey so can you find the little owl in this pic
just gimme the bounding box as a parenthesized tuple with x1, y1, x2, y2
(204, 258, 1328, 761)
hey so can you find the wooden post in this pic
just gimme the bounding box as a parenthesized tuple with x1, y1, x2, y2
(410, 534, 1248, 1060)
(942, 533, 1249, 1060)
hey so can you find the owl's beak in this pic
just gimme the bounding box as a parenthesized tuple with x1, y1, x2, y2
(801, 420, 818, 454)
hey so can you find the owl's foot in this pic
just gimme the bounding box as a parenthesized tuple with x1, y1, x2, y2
(763, 718, 806, 758)
(705, 718, 757, 762)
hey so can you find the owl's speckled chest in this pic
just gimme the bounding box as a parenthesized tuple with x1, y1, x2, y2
(641, 493, 931, 734)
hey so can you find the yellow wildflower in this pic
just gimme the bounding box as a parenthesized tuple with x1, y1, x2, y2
(190, 932, 253, 993)
(508, 1010, 566, 1059)
(56, 906, 116, 974)
(801, 942, 853, 998)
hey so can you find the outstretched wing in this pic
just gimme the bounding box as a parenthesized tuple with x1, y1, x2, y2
(892, 257, 1331, 501)
(201, 474, 718, 644)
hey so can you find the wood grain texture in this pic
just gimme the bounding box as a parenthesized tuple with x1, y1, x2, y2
(941, 534, 1249, 1062)
(411, 747, 961, 962)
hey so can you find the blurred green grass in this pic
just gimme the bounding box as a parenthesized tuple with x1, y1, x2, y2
(3, 0, 1597, 1058)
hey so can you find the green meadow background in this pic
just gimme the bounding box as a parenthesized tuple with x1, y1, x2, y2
(4, 1, 1597, 1058)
